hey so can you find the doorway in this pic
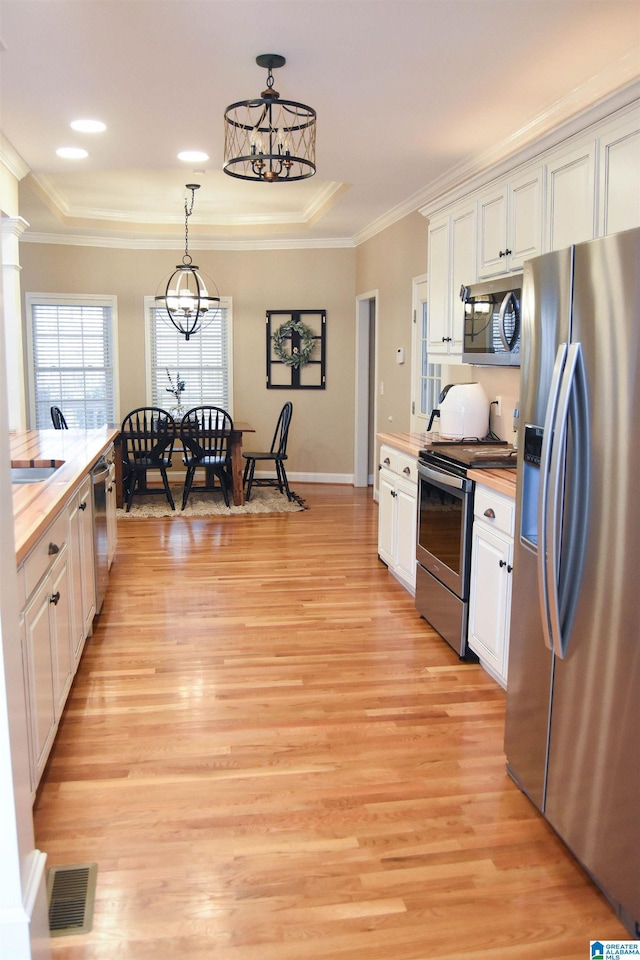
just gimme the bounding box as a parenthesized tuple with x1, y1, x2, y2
(354, 291, 377, 488)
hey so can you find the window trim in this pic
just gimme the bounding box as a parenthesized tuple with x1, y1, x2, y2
(25, 292, 120, 429)
(144, 296, 234, 416)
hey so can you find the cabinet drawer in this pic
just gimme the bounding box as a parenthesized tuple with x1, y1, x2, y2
(474, 486, 514, 537)
(396, 452, 417, 485)
(23, 509, 69, 598)
(379, 445, 398, 473)
(379, 445, 418, 485)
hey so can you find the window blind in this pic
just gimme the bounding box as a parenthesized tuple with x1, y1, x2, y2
(29, 298, 116, 428)
(149, 303, 231, 412)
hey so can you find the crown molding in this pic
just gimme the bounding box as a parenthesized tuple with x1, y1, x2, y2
(0, 134, 30, 181)
(363, 72, 640, 237)
(30, 174, 347, 228)
(19, 231, 356, 251)
(12, 67, 640, 250)
(418, 76, 640, 220)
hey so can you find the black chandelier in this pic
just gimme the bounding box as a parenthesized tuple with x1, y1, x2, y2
(223, 54, 316, 183)
(154, 184, 220, 341)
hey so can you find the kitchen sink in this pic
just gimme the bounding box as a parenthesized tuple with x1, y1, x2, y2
(11, 465, 63, 484)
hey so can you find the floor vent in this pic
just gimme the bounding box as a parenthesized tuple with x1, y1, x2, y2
(46, 862, 97, 937)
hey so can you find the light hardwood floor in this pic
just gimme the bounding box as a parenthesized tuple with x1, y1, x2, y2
(33, 483, 628, 959)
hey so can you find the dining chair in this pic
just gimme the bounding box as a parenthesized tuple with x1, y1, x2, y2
(120, 407, 176, 512)
(242, 401, 293, 501)
(50, 406, 68, 429)
(180, 406, 234, 510)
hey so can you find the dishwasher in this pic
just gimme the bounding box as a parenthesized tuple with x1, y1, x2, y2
(91, 455, 111, 613)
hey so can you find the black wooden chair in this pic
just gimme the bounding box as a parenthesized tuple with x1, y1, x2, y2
(50, 406, 68, 429)
(242, 401, 293, 501)
(180, 406, 234, 510)
(120, 407, 176, 512)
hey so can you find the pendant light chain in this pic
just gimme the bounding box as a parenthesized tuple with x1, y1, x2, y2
(182, 186, 196, 266)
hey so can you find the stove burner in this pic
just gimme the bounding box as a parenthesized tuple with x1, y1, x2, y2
(419, 441, 516, 474)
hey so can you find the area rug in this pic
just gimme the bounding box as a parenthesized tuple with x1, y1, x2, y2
(117, 487, 306, 519)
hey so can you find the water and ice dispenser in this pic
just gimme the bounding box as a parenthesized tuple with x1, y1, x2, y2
(521, 425, 543, 549)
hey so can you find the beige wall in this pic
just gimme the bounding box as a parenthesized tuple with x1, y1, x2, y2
(18, 243, 357, 478)
(355, 211, 429, 436)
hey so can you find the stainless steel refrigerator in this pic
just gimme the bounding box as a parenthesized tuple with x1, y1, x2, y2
(504, 226, 640, 936)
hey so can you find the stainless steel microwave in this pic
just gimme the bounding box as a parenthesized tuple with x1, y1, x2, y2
(460, 274, 522, 366)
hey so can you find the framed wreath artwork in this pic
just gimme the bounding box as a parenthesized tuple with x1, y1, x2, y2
(266, 310, 326, 389)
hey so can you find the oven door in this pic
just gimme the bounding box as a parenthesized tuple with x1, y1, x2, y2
(416, 460, 474, 599)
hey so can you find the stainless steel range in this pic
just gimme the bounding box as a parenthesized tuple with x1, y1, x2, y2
(415, 441, 516, 658)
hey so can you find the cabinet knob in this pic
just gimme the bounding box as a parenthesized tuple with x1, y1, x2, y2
(507, 564, 513, 573)
(442, 336, 452, 343)
(499, 559, 507, 568)
(403, 466, 411, 476)
(50, 591, 61, 606)
(48, 542, 60, 555)
(484, 508, 496, 519)
(498, 249, 513, 258)
(390, 490, 397, 498)
(79, 501, 87, 511)
(107, 484, 113, 493)
(383, 457, 391, 466)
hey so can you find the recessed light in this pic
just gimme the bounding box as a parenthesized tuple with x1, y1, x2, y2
(56, 147, 89, 159)
(178, 150, 209, 163)
(70, 119, 106, 133)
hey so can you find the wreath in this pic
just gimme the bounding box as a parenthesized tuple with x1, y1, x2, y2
(272, 319, 316, 369)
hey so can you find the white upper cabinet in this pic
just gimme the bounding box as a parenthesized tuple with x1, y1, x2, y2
(477, 166, 544, 278)
(427, 217, 450, 353)
(427, 201, 476, 359)
(450, 203, 476, 351)
(598, 112, 640, 237)
(546, 139, 597, 251)
(477, 185, 508, 278)
(507, 166, 545, 270)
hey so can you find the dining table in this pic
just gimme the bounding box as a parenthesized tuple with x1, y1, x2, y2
(114, 420, 255, 509)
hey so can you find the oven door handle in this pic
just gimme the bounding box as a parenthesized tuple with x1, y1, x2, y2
(418, 461, 466, 491)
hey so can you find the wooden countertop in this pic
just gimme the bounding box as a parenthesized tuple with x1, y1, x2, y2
(468, 467, 517, 499)
(12, 427, 119, 562)
(377, 432, 517, 499)
(376, 432, 429, 458)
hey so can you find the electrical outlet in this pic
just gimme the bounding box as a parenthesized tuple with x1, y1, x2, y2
(495, 396, 502, 417)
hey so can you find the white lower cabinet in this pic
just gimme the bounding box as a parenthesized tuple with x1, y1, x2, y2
(19, 472, 100, 793)
(22, 520, 73, 787)
(468, 485, 515, 688)
(377, 445, 417, 592)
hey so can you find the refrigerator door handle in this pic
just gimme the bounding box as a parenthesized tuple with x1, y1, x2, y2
(538, 343, 568, 653)
(542, 342, 590, 659)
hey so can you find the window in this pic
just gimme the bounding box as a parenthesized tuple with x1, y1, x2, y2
(26, 294, 118, 428)
(145, 298, 233, 413)
(411, 277, 441, 433)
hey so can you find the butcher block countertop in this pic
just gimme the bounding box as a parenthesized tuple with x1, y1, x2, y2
(11, 427, 118, 563)
(468, 467, 517, 499)
(376, 432, 429, 458)
(377, 431, 517, 499)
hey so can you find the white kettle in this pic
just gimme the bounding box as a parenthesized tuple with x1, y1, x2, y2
(428, 383, 489, 440)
